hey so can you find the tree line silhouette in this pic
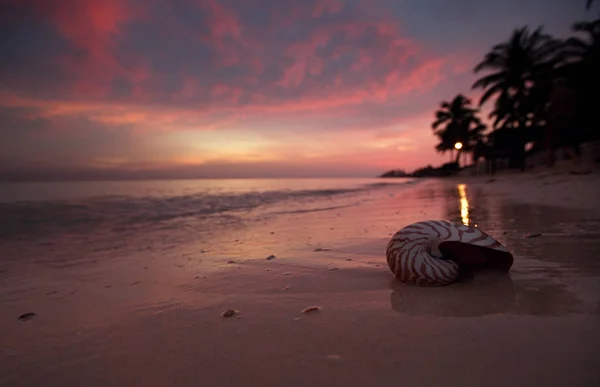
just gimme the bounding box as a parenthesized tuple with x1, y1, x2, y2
(430, 3, 599, 174)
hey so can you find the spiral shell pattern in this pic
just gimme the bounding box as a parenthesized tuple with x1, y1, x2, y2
(386, 220, 511, 286)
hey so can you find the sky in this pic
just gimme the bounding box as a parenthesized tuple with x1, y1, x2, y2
(0, 0, 591, 180)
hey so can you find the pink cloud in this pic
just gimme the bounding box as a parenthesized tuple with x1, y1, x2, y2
(33, 0, 142, 85)
(0, 0, 484, 177)
(200, 0, 242, 39)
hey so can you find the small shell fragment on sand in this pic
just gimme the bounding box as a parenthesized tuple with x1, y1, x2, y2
(265, 255, 276, 260)
(326, 354, 342, 361)
(283, 272, 291, 276)
(221, 309, 238, 318)
(18, 312, 35, 321)
(525, 233, 542, 239)
(302, 306, 321, 314)
(282, 285, 291, 291)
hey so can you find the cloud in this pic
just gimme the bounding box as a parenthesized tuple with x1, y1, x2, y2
(0, 0, 466, 149)
(0, 0, 581, 179)
(1, 0, 451, 105)
(0, 106, 155, 167)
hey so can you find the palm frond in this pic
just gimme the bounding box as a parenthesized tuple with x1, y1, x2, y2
(472, 71, 509, 89)
(432, 117, 448, 130)
(478, 83, 505, 106)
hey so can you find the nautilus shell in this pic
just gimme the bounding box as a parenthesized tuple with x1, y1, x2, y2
(386, 220, 513, 286)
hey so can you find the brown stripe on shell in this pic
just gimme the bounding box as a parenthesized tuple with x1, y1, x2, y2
(386, 220, 510, 286)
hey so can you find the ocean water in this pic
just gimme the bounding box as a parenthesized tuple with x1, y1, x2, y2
(0, 178, 416, 267)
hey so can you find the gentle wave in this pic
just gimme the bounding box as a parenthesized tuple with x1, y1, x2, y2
(0, 180, 415, 239)
(268, 203, 357, 215)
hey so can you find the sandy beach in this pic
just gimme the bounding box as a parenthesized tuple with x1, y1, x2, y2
(2, 175, 600, 387)
(460, 168, 600, 212)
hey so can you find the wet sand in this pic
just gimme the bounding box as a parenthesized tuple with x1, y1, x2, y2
(2, 177, 600, 387)
(459, 169, 600, 212)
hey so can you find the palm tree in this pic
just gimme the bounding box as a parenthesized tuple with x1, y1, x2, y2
(558, 17, 600, 140)
(472, 26, 561, 116)
(562, 18, 600, 66)
(432, 94, 485, 165)
(472, 26, 562, 170)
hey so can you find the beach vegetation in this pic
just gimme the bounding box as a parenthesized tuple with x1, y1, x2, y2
(424, 9, 600, 176)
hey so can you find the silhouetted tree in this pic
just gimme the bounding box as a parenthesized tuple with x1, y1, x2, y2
(557, 17, 600, 140)
(424, 10, 599, 176)
(565, 19, 600, 58)
(432, 94, 485, 165)
(472, 27, 562, 170)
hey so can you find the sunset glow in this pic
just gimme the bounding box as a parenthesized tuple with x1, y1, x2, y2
(0, 0, 586, 179)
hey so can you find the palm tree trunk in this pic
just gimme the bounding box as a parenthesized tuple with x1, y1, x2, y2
(518, 120, 527, 172)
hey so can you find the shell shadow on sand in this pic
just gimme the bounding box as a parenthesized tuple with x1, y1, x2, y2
(389, 272, 516, 317)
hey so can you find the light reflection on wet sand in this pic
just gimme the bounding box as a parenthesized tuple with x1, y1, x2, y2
(1, 179, 600, 387)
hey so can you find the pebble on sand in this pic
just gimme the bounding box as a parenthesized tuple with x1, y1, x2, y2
(302, 306, 321, 314)
(525, 233, 542, 239)
(265, 255, 276, 260)
(314, 248, 330, 252)
(18, 312, 35, 321)
(221, 309, 239, 318)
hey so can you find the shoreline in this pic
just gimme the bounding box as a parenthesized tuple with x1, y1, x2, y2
(2, 177, 600, 387)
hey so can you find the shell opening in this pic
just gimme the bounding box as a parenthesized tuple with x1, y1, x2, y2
(438, 241, 514, 272)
